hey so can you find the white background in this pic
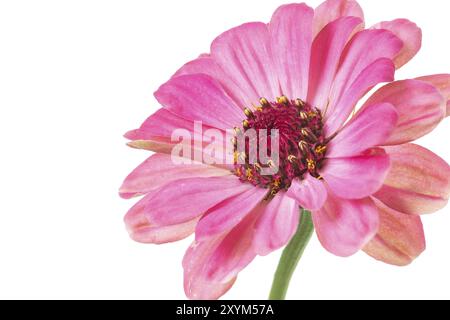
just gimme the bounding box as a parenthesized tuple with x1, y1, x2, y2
(0, 0, 449, 300)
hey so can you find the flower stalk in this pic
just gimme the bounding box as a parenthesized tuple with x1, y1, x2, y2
(269, 210, 314, 300)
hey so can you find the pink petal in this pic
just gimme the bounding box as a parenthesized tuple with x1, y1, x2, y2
(253, 193, 300, 256)
(204, 211, 258, 283)
(372, 19, 422, 69)
(286, 175, 328, 211)
(325, 29, 402, 132)
(327, 103, 398, 158)
(124, 194, 199, 244)
(374, 144, 450, 215)
(144, 176, 252, 226)
(364, 199, 425, 266)
(321, 148, 390, 199)
(195, 187, 267, 241)
(124, 108, 215, 141)
(307, 17, 363, 112)
(211, 22, 279, 103)
(173, 55, 250, 109)
(313, 193, 379, 257)
(154, 74, 243, 130)
(269, 3, 314, 99)
(183, 237, 236, 300)
(125, 137, 233, 170)
(313, 0, 364, 37)
(416, 74, 450, 117)
(325, 58, 395, 134)
(362, 79, 445, 145)
(119, 153, 231, 199)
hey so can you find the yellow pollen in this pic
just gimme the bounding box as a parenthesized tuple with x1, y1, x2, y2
(255, 106, 263, 112)
(277, 96, 289, 105)
(315, 145, 327, 154)
(243, 120, 250, 129)
(273, 178, 281, 189)
(246, 168, 254, 180)
(307, 159, 316, 171)
(288, 155, 297, 163)
(235, 167, 243, 177)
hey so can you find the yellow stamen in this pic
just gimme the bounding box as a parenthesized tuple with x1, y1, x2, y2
(288, 155, 297, 163)
(298, 141, 309, 155)
(277, 96, 289, 105)
(243, 120, 250, 129)
(260, 97, 269, 107)
(295, 99, 305, 108)
(244, 108, 253, 118)
(299, 111, 308, 121)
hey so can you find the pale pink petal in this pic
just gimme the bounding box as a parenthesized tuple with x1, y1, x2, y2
(253, 193, 300, 256)
(124, 194, 199, 244)
(364, 199, 425, 266)
(269, 3, 314, 99)
(154, 74, 243, 130)
(372, 19, 422, 69)
(126, 137, 176, 154)
(321, 149, 390, 199)
(204, 211, 258, 283)
(195, 187, 267, 240)
(124, 108, 215, 141)
(313, 0, 364, 37)
(327, 103, 398, 158)
(325, 29, 402, 132)
(286, 175, 328, 211)
(173, 55, 250, 109)
(307, 17, 363, 111)
(362, 79, 445, 145)
(183, 237, 236, 300)
(374, 144, 450, 215)
(313, 193, 379, 257)
(119, 153, 231, 199)
(416, 74, 450, 117)
(144, 176, 252, 226)
(211, 22, 279, 103)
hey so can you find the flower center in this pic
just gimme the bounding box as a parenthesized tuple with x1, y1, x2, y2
(233, 96, 327, 196)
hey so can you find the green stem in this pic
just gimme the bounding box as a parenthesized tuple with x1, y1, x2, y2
(269, 210, 314, 300)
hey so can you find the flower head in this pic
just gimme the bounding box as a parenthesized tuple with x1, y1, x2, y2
(121, 0, 450, 299)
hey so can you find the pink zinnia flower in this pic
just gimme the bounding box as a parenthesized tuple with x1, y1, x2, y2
(121, 0, 450, 299)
